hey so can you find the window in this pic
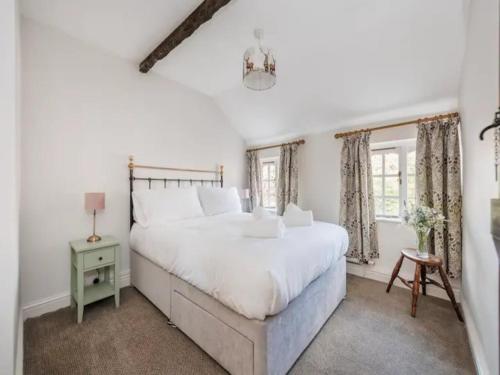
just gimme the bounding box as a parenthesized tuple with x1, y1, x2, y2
(261, 158, 278, 209)
(371, 140, 416, 219)
(372, 149, 400, 217)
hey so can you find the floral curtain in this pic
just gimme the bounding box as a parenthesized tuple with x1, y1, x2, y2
(416, 116, 462, 277)
(339, 132, 379, 263)
(246, 150, 262, 210)
(277, 143, 299, 215)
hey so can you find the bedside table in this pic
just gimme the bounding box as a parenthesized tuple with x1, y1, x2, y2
(70, 236, 121, 323)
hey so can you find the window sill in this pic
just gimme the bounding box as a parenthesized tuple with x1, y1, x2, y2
(376, 217, 402, 223)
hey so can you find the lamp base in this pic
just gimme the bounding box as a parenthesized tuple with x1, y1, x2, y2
(87, 234, 102, 243)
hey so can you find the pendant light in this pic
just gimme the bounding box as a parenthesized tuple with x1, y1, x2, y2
(243, 29, 276, 90)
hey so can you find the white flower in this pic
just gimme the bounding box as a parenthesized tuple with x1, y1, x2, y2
(402, 205, 446, 233)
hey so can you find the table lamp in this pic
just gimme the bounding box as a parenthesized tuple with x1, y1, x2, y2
(85, 192, 105, 242)
(240, 188, 250, 212)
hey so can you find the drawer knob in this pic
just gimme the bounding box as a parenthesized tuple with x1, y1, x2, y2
(99, 256, 103, 261)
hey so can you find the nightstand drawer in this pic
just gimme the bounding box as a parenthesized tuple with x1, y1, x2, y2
(84, 247, 115, 269)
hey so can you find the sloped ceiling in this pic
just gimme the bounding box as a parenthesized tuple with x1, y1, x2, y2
(21, 0, 467, 143)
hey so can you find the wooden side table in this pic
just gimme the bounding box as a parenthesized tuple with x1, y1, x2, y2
(70, 236, 121, 323)
(386, 248, 463, 322)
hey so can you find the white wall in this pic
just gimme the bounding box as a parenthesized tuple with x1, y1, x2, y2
(0, 0, 21, 374)
(459, 0, 499, 373)
(20, 19, 246, 312)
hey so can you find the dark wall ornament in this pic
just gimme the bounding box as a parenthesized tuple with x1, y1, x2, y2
(479, 107, 500, 140)
(479, 107, 500, 180)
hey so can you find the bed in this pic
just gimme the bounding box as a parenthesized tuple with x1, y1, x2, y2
(127, 157, 348, 375)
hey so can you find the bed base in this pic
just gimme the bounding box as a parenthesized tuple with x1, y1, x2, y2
(131, 250, 346, 375)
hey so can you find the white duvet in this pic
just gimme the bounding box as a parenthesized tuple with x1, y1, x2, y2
(129, 213, 348, 320)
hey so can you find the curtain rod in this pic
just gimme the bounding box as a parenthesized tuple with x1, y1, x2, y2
(334, 112, 460, 139)
(127, 156, 222, 174)
(246, 139, 305, 153)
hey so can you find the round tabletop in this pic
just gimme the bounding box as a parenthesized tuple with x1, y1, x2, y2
(401, 248, 442, 266)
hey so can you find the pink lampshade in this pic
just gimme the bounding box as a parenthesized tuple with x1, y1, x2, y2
(85, 192, 105, 211)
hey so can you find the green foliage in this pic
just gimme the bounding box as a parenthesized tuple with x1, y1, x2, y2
(402, 205, 446, 234)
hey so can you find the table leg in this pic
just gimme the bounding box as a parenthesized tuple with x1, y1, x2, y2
(114, 264, 120, 308)
(386, 255, 404, 293)
(114, 246, 120, 308)
(438, 266, 464, 322)
(421, 265, 427, 296)
(77, 255, 84, 323)
(411, 264, 421, 318)
(70, 264, 76, 308)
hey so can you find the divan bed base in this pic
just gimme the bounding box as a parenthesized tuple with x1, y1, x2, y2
(131, 250, 346, 375)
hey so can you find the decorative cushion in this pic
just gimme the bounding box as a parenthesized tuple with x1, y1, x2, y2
(132, 187, 204, 227)
(197, 187, 242, 216)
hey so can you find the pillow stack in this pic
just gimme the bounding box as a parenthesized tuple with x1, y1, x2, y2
(241, 204, 314, 239)
(242, 207, 285, 239)
(132, 185, 314, 239)
(132, 186, 243, 227)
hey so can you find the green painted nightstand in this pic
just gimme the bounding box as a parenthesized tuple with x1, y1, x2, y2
(69, 236, 121, 323)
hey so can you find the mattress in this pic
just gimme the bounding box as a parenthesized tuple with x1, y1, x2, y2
(129, 213, 348, 320)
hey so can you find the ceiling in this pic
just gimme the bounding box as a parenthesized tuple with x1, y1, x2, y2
(21, 0, 468, 144)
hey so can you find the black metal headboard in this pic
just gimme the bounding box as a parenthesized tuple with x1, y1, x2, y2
(128, 155, 223, 229)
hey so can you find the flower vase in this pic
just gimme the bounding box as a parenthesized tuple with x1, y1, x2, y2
(416, 229, 430, 258)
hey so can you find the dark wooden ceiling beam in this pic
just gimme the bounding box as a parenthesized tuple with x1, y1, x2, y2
(139, 0, 231, 73)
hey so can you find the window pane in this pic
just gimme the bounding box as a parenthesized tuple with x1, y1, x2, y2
(261, 161, 278, 208)
(263, 180, 269, 191)
(407, 151, 416, 175)
(372, 154, 383, 175)
(269, 194, 276, 208)
(264, 190, 270, 206)
(269, 164, 276, 180)
(384, 176, 399, 196)
(384, 198, 399, 216)
(407, 198, 416, 210)
(262, 165, 269, 180)
(374, 197, 383, 216)
(407, 175, 416, 203)
(385, 152, 399, 174)
(372, 176, 383, 196)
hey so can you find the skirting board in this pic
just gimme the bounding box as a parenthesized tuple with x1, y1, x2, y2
(461, 297, 488, 375)
(347, 263, 461, 302)
(22, 269, 131, 320)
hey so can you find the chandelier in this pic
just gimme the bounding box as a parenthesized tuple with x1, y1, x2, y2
(243, 29, 276, 90)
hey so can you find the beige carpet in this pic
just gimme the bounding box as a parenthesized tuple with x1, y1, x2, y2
(24, 275, 475, 375)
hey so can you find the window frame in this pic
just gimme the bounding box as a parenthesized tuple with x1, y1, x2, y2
(260, 156, 279, 210)
(405, 146, 417, 210)
(371, 139, 416, 220)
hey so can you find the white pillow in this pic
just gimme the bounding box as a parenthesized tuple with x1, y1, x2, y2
(283, 203, 302, 214)
(132, 187, 204, 227)
(283, 203, 314, 227)
(197, 187, 242, 216)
